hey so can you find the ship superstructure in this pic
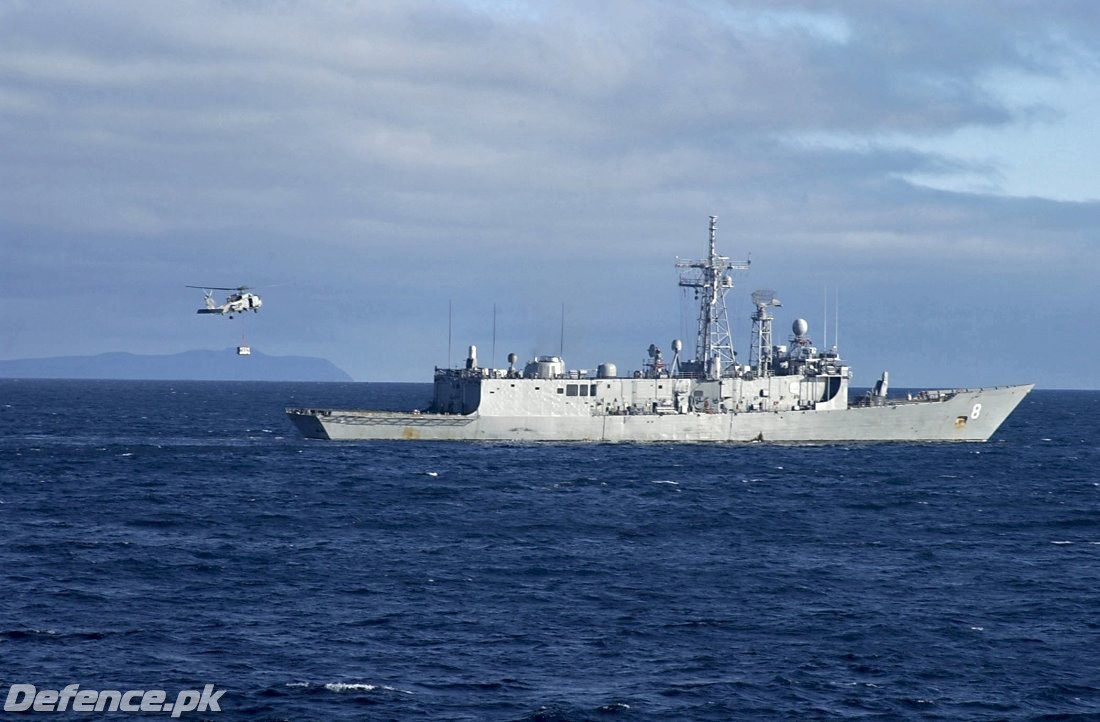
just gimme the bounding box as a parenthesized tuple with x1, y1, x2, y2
(287, 218, 1031, 442)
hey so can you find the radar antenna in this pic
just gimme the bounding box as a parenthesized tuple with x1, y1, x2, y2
(749, 289, 781, 377)
(676, 216, 750, 378)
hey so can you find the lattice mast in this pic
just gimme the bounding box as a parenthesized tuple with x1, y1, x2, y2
(676, 216, 750, 378)
(750, 290, 782, 377)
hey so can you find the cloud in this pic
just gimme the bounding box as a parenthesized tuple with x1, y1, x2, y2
(1, 1, 1099, 384)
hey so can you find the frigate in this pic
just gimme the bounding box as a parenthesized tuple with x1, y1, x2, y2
(287, 217, 1031, 442)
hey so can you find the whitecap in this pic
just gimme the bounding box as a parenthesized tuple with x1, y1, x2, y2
(325, 683, 377, 692)
(651, 480, 678, 485)
(1051, 540, 1074, 545)
(324, 682, 412, 694)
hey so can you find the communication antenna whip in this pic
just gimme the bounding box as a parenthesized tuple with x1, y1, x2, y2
(559, 303, 565, 357)
(834, 287, 840, 352)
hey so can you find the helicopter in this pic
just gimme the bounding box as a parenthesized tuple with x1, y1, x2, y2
(188, 286, 263, 318)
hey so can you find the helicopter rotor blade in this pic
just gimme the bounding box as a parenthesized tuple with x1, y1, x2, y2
(186, 285, 252, 291)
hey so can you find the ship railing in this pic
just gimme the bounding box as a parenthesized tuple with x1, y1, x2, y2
(853, 388, 961, 407)
(286, 407, 332, 416)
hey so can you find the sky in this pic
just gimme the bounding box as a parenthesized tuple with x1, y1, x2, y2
(1, 0, 1099, 388)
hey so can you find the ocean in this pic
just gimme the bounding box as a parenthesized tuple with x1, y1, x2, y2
(2, 379, 1098, 721)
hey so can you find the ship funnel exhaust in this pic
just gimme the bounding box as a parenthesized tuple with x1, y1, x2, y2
(873, 371, 889, 398)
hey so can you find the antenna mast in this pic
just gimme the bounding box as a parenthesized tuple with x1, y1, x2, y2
(676, 216, 750, 378)
(750, 289, 781, 377)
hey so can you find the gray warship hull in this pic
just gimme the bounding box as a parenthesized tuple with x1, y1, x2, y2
(287, 382, 1032, 443)
(287, 216, 1032, 443)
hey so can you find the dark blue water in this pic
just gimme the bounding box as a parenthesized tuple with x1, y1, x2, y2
(2, 380, 1099, 720)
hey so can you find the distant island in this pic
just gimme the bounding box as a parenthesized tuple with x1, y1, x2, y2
(0, 349, 354, 382)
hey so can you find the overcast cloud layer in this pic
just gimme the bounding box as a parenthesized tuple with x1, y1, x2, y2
(2, 0, 1098, 387)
